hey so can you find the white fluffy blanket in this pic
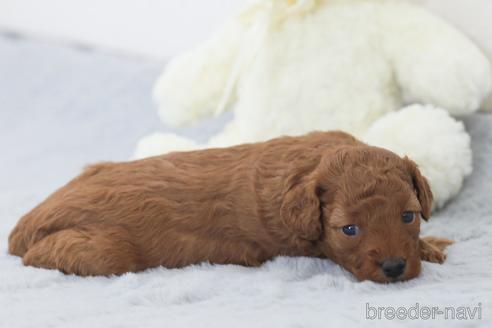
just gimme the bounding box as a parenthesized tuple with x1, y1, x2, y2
(0, 35, 491, 327)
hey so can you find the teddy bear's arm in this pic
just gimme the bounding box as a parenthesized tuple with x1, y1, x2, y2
(381, 2, 491, 115)
(153, 17, 249, 127)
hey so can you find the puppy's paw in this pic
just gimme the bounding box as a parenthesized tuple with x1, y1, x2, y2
(421, 236, 454, 251)
(419, 237, 454, 264)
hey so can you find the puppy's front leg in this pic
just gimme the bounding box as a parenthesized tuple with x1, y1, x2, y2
(419, 236, 454, 264)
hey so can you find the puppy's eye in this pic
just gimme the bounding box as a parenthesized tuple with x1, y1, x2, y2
(342, 224, 359, 236)
(402, 211, 416, 224)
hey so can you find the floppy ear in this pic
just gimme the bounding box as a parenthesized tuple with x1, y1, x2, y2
(404, 157, 433, 220)
(279, 176, 322, 241)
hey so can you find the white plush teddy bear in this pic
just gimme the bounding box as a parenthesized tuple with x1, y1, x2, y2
(136, 0, 491, 209)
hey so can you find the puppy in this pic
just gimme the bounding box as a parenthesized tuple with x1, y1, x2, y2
(8, 131, 452, 282)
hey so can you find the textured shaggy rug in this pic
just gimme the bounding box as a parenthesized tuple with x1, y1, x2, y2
(0, 34, 491, 327)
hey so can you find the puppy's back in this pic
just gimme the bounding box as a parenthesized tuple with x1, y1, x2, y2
(8, 130, 360, 260)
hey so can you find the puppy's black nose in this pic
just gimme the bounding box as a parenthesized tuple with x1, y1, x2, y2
(381, 258, 406, 278)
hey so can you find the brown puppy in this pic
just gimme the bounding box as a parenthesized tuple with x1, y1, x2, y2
(8, 131, 452, 282)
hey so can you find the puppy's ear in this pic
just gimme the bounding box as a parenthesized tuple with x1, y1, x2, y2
(279, 149, 348, 241)
(280, 176, 322, 241)
(404, 157, 433, 220)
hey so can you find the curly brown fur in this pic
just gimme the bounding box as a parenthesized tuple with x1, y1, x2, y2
(8, 131, 451, 282)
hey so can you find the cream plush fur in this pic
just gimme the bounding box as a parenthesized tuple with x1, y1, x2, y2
(136, 0, 492, 209)
(421, 0, 492, 111)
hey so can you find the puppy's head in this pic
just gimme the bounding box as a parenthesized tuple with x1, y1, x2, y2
(280, 146, 432, 283)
